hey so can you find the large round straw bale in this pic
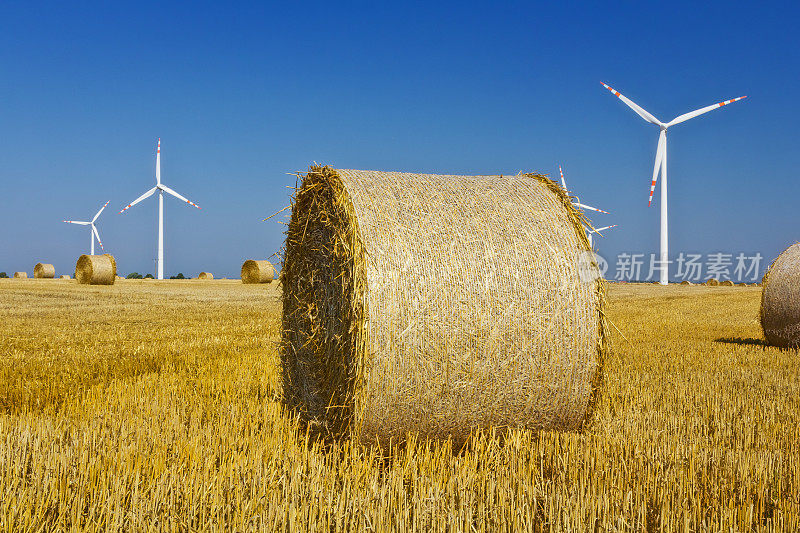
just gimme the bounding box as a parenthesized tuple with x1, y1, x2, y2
(241, 260, 274, 284)
(680, 280, 693, 285)
(281, 166, 607, 445)
(13, 272, 27, 279)
(33, 263, 55, 278)
(198, 272, 213, 280)
(706, 278, 720, 286)
(761, 243, 800, 348)
(720, 280, 735, 286)
(75, 254, 116, 285)
(60, 275, 71, 280)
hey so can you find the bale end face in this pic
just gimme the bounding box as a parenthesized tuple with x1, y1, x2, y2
(75, 254, 116, 285)
(761, 243, 800, 348)
(241, 260, 274, 284)
(281, 165, 606, 446)
(33, 263, 55, 278)
(198, 272, 214, 280)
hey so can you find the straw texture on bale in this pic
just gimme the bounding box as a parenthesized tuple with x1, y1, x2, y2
(33, 263, 55, 278)
(198, 272, 213, 280)
(281, 166, 607, 445)
(13, 272, 27, 279)
(760, 243, 800, 348)
(241, 260, 275, 284)
(720, 280, 735, 286)
(75, 254, 116, 285)
(706, 278, 720, 286)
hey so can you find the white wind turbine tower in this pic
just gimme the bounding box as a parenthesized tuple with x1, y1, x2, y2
(64, 200, 110, 255)
(119, 138, 201, 280)
(601, 82, 747, 285)
(559, 165, 617, 250)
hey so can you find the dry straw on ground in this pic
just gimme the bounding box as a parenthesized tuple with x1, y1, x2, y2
(13, 272, 27, 279)
(241, 260, 275, 284)
(198, 272, 214, 280)
(75, 254, 116, 285)
(33, 263, 55, 279)
(281, 165, 606, 446)
(760, 242, 800, 348)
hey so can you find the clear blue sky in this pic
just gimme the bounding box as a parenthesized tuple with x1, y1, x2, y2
(1, 1, 797, 279)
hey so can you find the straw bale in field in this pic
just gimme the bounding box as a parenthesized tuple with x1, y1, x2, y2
(13, 272, 27, 279)
(721, 280, 735, 286)
(680, 280, 693, 285)
(706, 278, 720, 286)
(59, 275, 71, 279)
(760, 243, 800, 348)
(75, 254, 116, 285)
(241, 260, 274, 284)
(281, 166, 607, 445)
(33, 263, 55, 278)
(198, 272, 213, 280)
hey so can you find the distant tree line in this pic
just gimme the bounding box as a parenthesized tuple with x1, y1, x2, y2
(0, 272, 7, 278)
(125, 272, 185, 279)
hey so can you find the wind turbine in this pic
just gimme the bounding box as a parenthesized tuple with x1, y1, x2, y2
(119, 138, 201, 280)
(601, 82, 746, 284)
(64, 200, 110, 255)
(559, 165, 617, 249)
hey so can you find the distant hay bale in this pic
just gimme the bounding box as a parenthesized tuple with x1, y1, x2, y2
(720, 280, 735, 286)
(198, 272, 214, 280)
(680, 280, 693, 285)
(241, 260, 274, 284)
(281, 166, 607, 446)
(760, 243, 800, 348)
(75, 254, 116, 285)
(33, 263, 55, 279)
(60, 275, 71, 280)
(13, 272, 27, 279)
(706, 278, 720, 286)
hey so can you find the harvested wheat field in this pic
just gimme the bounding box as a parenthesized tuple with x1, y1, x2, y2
(0, 280, 797, 530)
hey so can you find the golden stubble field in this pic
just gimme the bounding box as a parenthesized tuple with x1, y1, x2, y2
(0, 279, 797, 531)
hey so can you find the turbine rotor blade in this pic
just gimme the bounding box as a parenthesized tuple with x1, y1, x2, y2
(592, 224, 618, 234)
(92, 200, 110, 222)
(92, 225, 104, 251)
(160, 184, 201, 209)
(601, 82, 663, 126)
(119, 187, 157, 214)
(649, 130, 666, 207)
(156, 138, 161, 185)
(574, 202, 610, 214)
(559, 165, 567, 191)
(666, 96, 747, 128)
(64, 220, 90, 225)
